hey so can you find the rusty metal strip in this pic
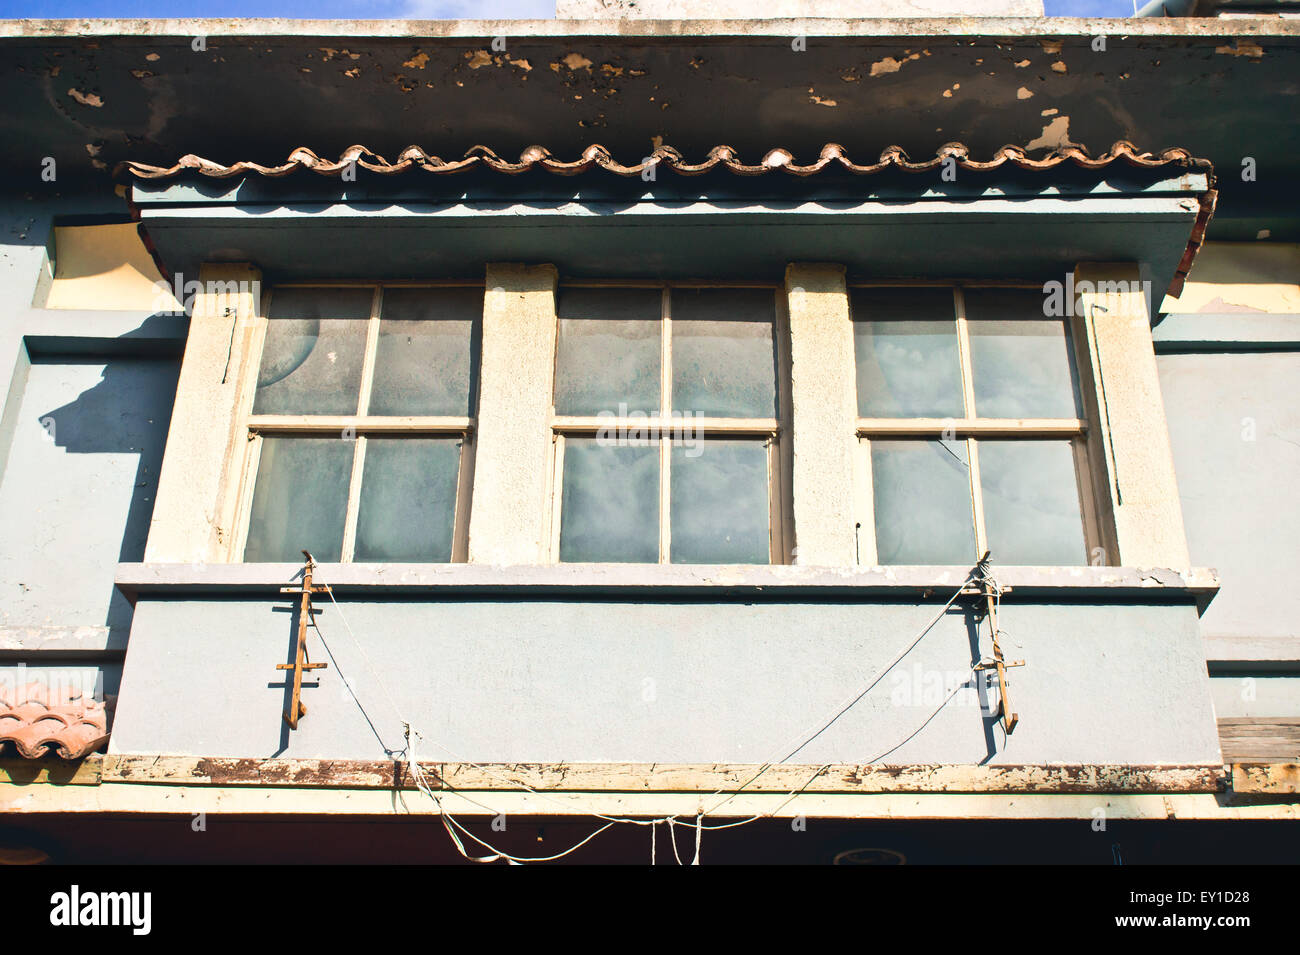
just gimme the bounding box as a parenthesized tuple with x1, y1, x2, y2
(116, 141, 1212, 182)
(99, 756, 1226, 794)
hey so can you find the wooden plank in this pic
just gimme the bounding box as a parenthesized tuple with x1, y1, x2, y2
(1231, 763, 1300, 795)
(0, 754, 102, 785)
(99, 756, 1225, 794)
(1218, 717, 1300, 763)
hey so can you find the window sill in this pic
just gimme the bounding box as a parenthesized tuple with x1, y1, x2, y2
(115, 562, 1220, 609)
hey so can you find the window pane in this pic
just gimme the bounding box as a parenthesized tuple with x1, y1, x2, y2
(354, 437, 460, 562)
(245, 436, 353, 562)
(253, 287, 373, 415)
(852, 288, 963, 418)
(554, 288, 661, 416)
(670, 440, 769, 564)
(559, 438, 659, 562)
(671, 289, 777, 418)
(979, 440, 1087, 565)
(871, 439, 975, 565)
(965, 289, 1082, 418)
(368, 288, 480, 416)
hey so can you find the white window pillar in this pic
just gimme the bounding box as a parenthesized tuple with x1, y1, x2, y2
(467, 263, 559, 565)
(784, 264, 858, 566)
(1075, 262, 1191, 567)
(145, 263, 262, 563)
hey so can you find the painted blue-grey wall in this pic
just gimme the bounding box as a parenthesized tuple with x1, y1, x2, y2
(110, 596, 1221, 765)
(0, 195, 183, 710)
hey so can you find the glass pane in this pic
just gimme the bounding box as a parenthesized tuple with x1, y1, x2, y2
(368, 288, 480, 416)
(554, 288, 661, 416)
(244, 436, 353, 562)
(671, 288, 777, 418)
(253, 287, 373, 415)
(965, 289, 1082, 418)
(979, 440, 1087, 565)
(851, 288, 963, 418)
(559, 438, 659, 562)
(670, 440, 769, 564)
(354, 437, 460, 562)
(871, 439, 975, 565)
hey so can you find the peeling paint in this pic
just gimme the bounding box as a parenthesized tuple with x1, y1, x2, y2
(554, 52, 593, 72)
(1215, 40, 1264, 60)
(144, 52, 159, 62)
(509, 57, 532, 72)
(1016, 86, 1033, 100)
(1026, 114, 1072, 151)
(404, 52, 430, 69)
(868, 52, 920, 77)
(1041, 39, 1063, 55)
(129, 69, 153, 79)
(1051, 60, 1068, 74)
(67, 88, 103, 107)
(1014, 58, 1030, 68)
(809, 91, 837, 107)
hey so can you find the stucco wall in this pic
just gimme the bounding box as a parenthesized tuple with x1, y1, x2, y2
(1158, 352, 1300, 640)
(110, 596, 1220, 765)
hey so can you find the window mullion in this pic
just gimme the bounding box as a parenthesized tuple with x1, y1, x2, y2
(356, 285, 383, 417)
(659, 286, 672, 564)
(953, 286, 977, 420)
(968, 436, 988, 558)
(340, 435, 367, 562)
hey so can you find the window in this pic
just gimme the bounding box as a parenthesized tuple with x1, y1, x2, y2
(547, 284, 789, 564)
(236, 284, 481, 562)
(853, 285, 1102, 566)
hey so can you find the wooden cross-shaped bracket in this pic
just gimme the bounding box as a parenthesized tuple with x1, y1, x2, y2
(965, 553, 1025, 735)
(276, 550, 329, 729)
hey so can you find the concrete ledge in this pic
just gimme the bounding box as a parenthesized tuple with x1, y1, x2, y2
(3, 17, 1299, 41)
(1153, 312, 1300, 351)
(0, 625, 127, 658)
(114, 561, 1220, 604)
(1206, 634, 1300, 665)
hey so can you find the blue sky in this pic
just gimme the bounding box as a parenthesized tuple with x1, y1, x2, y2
(0, 0, 1140, 18)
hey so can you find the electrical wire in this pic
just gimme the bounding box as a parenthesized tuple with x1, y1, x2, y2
(305, 561, 990, 862)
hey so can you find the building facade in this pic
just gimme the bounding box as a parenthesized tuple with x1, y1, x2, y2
(0, 5, 1297, 863)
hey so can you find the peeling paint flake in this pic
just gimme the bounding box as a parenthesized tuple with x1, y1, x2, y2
(1016, 86, 1034, 100)
(67, 88, 103, 108)
(1215, 40, 1265, 60)
(1051, 61, 1068, 74)
(1014, 58, 1031, 68)
(405, 52, 430, 70)
(869, 51, 921, 77)
(1027, 115, 1072, 151)
(554, 52, 593, 72)
(1041, 40, 1063, 55)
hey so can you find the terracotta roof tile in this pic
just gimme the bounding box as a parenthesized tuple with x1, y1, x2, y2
(0, 682, 109, 760)
(119, 141, 1213, 180)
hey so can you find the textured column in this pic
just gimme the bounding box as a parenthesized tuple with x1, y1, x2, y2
(468, 263, 559, 564)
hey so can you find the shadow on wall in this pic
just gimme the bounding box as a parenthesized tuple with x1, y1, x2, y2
(0, 350, 179, 640)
